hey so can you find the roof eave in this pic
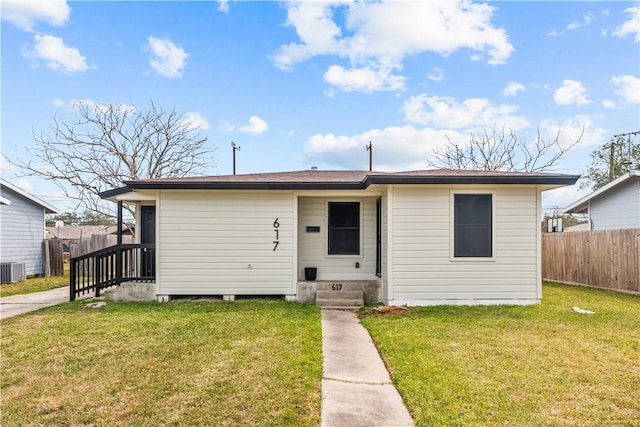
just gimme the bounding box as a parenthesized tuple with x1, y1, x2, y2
(0, 178, 59, 213)
(366, 175, 580, 186)
(562, 170, 639, 214)
(124, 181, 367, 191)
(99, 186, 134, 200)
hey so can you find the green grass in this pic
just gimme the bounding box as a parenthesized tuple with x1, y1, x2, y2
(0, 299, 322, 426)
(0, 263, 69, 297)
(361, 282, 640, 426)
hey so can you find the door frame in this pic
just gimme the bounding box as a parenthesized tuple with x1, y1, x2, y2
(140, 205, 156, 278)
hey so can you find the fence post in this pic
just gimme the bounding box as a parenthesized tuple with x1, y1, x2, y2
(116, 200, 123, 286)
(70, 258, 76, 302)
(95, 251, 101, 298)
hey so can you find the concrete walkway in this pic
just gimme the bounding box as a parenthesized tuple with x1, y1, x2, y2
(321, 309, 414, 427)
(0, 286, 70, 320)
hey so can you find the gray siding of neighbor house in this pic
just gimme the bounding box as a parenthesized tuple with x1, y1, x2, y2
(0, 187, 46, 276)
(590, 178, 640, 230)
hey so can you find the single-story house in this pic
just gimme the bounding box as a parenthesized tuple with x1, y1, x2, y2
(1, 179, 58, 279)
(563, 170, 639, 230)
(100, 169, 578, 306)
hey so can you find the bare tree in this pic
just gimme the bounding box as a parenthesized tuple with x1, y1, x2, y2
(428, 126, 582, 172)
(13, 101, 215, 217)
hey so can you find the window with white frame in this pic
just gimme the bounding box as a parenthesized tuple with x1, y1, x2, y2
(327, 201, 360, 255)
(453, 193, 493, 258)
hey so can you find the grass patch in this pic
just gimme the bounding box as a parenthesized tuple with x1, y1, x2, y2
(1, 299, 322, 426)
(361, 282, 640, 426)
(0, 263, 69, 297)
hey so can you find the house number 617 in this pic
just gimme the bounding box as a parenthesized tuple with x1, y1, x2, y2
(273, 218, 279, 251)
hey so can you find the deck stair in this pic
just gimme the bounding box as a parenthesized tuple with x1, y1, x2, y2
(315, 282, 365, 309)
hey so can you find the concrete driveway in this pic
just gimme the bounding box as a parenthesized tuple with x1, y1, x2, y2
(0, 286, 70, 320)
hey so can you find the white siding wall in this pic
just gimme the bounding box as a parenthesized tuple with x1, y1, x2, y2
(298, 197, 377, 280)
(0, 187, 46, 275)
(157, 191, 295, 295)
(389, 185, 540, 304)
(590, 178, 640, 230)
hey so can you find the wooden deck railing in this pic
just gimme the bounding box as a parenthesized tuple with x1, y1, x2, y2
(70, 243, 155, 301)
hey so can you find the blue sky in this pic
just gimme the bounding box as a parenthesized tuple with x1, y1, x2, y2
(1, 0, 639, 214)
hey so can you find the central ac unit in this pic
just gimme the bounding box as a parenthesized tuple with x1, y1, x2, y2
(0, 262, 26, 283)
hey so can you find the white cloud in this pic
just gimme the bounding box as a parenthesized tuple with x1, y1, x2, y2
(502, 81, 525, 97)
(239, 116, 268, 135)
(53, 98, 136, 114)
(602, 99, 616, 109)
(402, 94, 529, 130)
(147, 36, 189, 78)
(223, 116, 269, 136)
(304, 125, 468, 171)
(22, 34, 88, 74)
(323, 65, 405, 93)
(611, 74, 640, 104)
(612, 6, 639, 43)
(0, 154, 16, 174)
(540, 115, 608, 149)
(427, 67, 444, 82)
(1, 0, 70, 31)
(272, 1, 513, 93)
(16, 178, 34, 193)
(180, 112, 210, 131)
(548, 13, 595, 37)
(217, 0, 229, 14)
(566, 13, 594, 31)
(553, 79, 591, 106)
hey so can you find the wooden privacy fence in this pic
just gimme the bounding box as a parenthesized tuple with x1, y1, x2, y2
(42, 239, 64, 277)
(69, 234, 132, 259)
(542, 229, 640, 293)
(69, 234, 133, 276)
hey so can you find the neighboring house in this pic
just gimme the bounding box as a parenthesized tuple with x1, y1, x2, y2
(0, 179, 58, 277)
(100, 169, 578, 306)
(46, 224, 134, 241)
(563, 170, 640, 230)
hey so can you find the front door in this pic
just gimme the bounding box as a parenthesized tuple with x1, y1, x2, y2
(141, 206, 156, 278)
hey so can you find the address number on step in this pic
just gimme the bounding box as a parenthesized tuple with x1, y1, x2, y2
(331, 283, 343, 291)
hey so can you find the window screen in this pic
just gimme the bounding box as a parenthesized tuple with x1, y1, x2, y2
(328, 202, 360, 255)
(454, 194, 492, 257)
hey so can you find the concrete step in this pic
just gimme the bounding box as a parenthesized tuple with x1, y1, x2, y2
(315, 282, 371, 292)
(316, 290, 364, 308)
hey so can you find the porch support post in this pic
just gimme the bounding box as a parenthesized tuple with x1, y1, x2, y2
(116, 200, 123, 286)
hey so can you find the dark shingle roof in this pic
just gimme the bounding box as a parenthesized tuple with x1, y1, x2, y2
(100, 169, 580, 198)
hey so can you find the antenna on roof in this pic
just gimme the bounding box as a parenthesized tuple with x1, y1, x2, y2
(231, 141, 241, 175)
(366, 141, 372, 171)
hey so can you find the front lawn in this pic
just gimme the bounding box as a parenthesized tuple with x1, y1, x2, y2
(0, 299, 322, 426)
(361, 282, 640, 426)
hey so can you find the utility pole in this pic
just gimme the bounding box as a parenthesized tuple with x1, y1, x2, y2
(606, 139, 616, 182)
(231, 141, 241, 175)
(366, 141, 372, 171)
(613, 130, 640, 173)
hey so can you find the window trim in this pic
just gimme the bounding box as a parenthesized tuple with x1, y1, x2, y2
(449, 190, 496, 262)
(325, 199, 364, 258)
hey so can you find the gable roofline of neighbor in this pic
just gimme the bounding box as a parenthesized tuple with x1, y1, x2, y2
(100, 169, 580, 199)
(562, 170, 640, 215)
(0, 178, 59, 213)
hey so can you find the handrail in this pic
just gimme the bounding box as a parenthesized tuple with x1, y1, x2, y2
(70, 243, 155, 301)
